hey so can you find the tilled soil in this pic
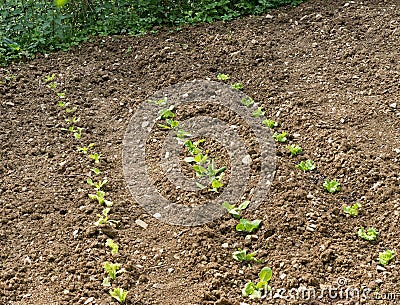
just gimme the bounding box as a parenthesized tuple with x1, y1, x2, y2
(1, 0, 400, 304)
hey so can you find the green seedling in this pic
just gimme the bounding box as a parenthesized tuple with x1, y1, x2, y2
(222, 200, 250, 219)
(103, 261, 122, 280)
(87, 178, 107, 190)
(295, 159, 316, 172)
(57, 91, 66, 98)
(158, 119, 179, 129)
(106, 239, 119, 255)
(231, 83, 243, 90)
(241, 97, 254, 107)
(57, 101, 66, 107)
(232, 248, 260, 263)
(175, 129, 191, 140)
(252, 107, 265, 118)
(379, 250, 395, 266)
(89, 153, 101, 164)
(110, 287, 128, 303)
(94, 208, 111, 226)
(65, 106, 77, 113)
(343, 202, 361, 217)
(48, 82, 57, 89)
(358, 227, 378, 241)
(273, 132, 288, 143)
(77, 143, 94, 154)
(73, 127, 82, 140)
(286, 145, 302, 156)
(262, 119, 278, 128)
(242, 267, 272, 299)
(44, 73, 55, 83)
(65, 117, 80, 125)
(184, 139, 205, 155)
(236, 219, 262, 233)
(91, 168, 101, 175)
(89, 190, 113, 207)
(217, 73, 230, 81)
(210, 174, 224, 193)
(323, 179, 341, 193)
(147, 98, 167, 106)
(159, 106, 175, 119)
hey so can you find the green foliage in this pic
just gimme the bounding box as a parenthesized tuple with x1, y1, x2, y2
(106, 239, 119, 255)
(89, 153, 101, 164)
(231, 82, 243, 90)
(358, 227, 378, 241)
(241, 97, 254, 107)
(0, 0, 305, 65)
(252, 107, 265, 118)
(295, 159, 316, 171)
(286, 145, 302, 156)
(323, 179, 341, 193)
(242, 267, 272, 299)
(273, 132, 288, 143)
(236, 219, 261, 233)
(110, 287, 128, 303)
(222, 200, 250, 218)
(89, 190, 113, 206)
(378, 250, 395, 266)
(343, 202, 361, 216)
(262, 119, 278, 128)
(103, 261, 121, 280)
(217, 73, 230, 81)
(232, 248, 259, 263)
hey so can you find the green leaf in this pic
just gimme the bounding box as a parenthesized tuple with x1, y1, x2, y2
(106, 239, 119, 255)
(323, 179, 341, 193)
(236, 219, 262, 233)
(358, 227, 378, 241)
(231, 83, 243, 90)
(238, 200, 250, 210)
(217, 73, 230, 81)
(103, 262, 120, 280)
(259, 267, 272, 283)
(110, 287, 128, 303)
(87, 178, 94, 186)
(241, 97, 254, 107)
(192, 165, 207, 176)
(295, 159, 316, 171)
(184, 157, 195, 163)
(286, 145, 302, 156)
(379, 250, 395, 266)
(262, 119, 278, 128)
(242, 282, 261, 299)
(54, 0, 68, 7)
(211, 179, 223, 189)
(343, 202, 361, 216)
(273, 131, 288, 143)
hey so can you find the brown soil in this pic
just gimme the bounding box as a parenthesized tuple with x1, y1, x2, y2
(1, 0, 400, 304)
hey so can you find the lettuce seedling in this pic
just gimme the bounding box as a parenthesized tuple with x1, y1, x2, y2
(73, 127, 82, 140)
(44, 73, 56, 83)
(273, 132, 288, 143)
(89, 153, 101, 164)
(222, 201, 250, 218)
(57, 101, 66, 107)
(217, 73, 230, 81)
(57, 91, 66, 98)
(358, 227, 378, 241)
(65, 106, 77, 113)
(184, 139, 205, 155)
(89, 190, 113, 206)
(175, 129, 191, 140)
(77, 143, 94, 154)
(379, 250, 395, 265)
(295, 159, 316, 171)
(159, 106, 175, 120)
(65, 117, 80, 125)
(94, 208, 119, 226)
(87, 178, 107, 190)
(103, 262, 122, 280)
(236, 219, 262, 233)
(241, 97, 254, 107)
(110, 287, 128, 303)
(91, 168, 101, 175)
(231, 83, 243, 90)
(323, 179, 341, 193)
(252, 107, 265, 118)
(343, 203, 361, 216)
(158, 119, 179, 130)
(106, 239, 119, 255)
(232, 248, 259, 263)
(147, 98, 167, 106)
(286, 145, 302, 156)
(242, 267, 272, 299)
(262, 119, 278, 128)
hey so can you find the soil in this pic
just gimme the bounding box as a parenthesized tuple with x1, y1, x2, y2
(1, 0, 400, 304)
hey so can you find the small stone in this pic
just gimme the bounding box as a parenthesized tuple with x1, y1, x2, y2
(5, 102, 15, 106)
(72, 229, 79, 239)
(306, 226, 315, 232)
(242, 155, 251, 165)
(84, 297, 94, 304)
(280, 273, 287, 280)
(167, 268, 174, 273)
(265, 14, 274, 19)
(293, 133, 301, 138)
(153, 213, 161, 219)
(221, 243, 229, 248)
(389, 103, 397, 108)
(135, 219, 148, 229)
(376, 265, 386, 272)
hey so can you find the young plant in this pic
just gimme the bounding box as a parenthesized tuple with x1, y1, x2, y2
(286, 145, 302, 156)
(44, 73, 55, 83)
(358, 227, 378, 241)
(65, 106, 77, 113)
(106, 239, 119, 255)
(73, 127, 82, 140)
(110, 287, 128, 303)
(175, 129, 191, 140)
(273, 132, 288, 143)
(158, 119, 179, 130)
(94, 208, 111, 226)
(65, 117, 80, 125)
(262, 119, 278, 128)
(252, 107, 265, 118)
(236, 219, 262, 233)
(159, 106, 175, 120)
(241, 97, 254, 107)
(295, 159, 316, 172)
(48, 82, 57, 89)
(323, 179, 341, 193)
(57, 101, 66, 107)
(217, 73, 230, 81)
(87, 178, 107, 190)
(89, 190, 113, 206)
(222, 200, 250, 219)
(57, 91, 66, 98)
(343, 202, 361, 217)
(77, 143, 94, 154)
(147, 98, 167, 106)
(91, 167, 101, 175)
(232, 248, 259, 263)
(231, 82, 243, 90)
(378, 250, 395, 266)
(89, 153, 101, 164)
(103, 261, 122, 280)
(184, 139, 205, 155)
(242, 267, 272, 299)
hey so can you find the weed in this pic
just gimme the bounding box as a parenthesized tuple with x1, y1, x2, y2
(295, 159, 316, 171)
(358, 227, 378, 241)
(110, 287, 128, 303)
(231, 83, 243, 90)
(241, 97, 254, 107)
(323, 179, 341, 193)
(106, 239, 119, 255)
(343, 203, 361, 217)
(217, 73, 230, 81)
(236, 219, 261, 233)
(262, 119, 278, 128)
(242, 267, 272, 299)
(222, 200, 249, 219)
(378, 250, 395, 265)
(273, 132, 288, 143)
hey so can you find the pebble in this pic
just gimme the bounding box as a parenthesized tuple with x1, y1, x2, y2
(135, 219, 148, 229)
(84, 297, 94, 304)
(221, 243, 229, 248)
(242, 155, 251, 165)
(168, 268, 174, 273)
(389, 103, 397, 108)
(376, 265, 386, 272)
